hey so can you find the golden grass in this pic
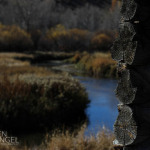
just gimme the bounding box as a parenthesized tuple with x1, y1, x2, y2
(46, 127, 115, 150)
(68, 52, 117, 78)
(0, 52, 55, 81)
(0, 126, 118, 150)
(0, 52, 32, 66)
(0, 65, 51, 75)
(0, 52, 33, 58)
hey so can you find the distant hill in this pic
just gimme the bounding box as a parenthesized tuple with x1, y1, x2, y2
(56, 0, 111, 8)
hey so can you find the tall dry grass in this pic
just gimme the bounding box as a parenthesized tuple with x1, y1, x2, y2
(68, 52, 117, 78)
(0, 126, 119, 150)
(46, 127, 115, 150)
(0, 75, 89, 132)
(0, 52, 54, 81)
(0, 52, 32, 66)
(0, 52, 89, 132)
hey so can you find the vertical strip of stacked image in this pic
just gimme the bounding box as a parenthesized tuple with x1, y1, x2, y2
(111, 0, 150, 149)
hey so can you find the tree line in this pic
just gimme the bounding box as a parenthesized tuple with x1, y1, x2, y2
(0, 0, 120, 52)
(0, 0, 120, 32)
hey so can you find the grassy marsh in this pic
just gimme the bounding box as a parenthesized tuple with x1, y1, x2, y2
(67, 52, 117, 78)
(0, 53, 89, 132)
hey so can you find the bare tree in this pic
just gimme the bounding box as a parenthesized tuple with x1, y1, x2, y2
(61, 4, 120, 31)
(0, 0, 56, 31)
(0, 0, 120, 32)
(13, 0, 45, 31)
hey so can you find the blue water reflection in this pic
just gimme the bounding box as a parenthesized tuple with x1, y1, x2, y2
(75, 76, 118, 134)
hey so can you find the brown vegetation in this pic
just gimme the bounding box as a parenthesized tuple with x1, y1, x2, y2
(91, 31, 114, 51)
(68, 52, 117, 78)
(0, 23, 116, 52)
(40, 25, 91, 51)
(0, 53, 89, 132)
(46, 127, 115, 150)
(0, 24, 33, 51)
(39, 25, 116, 52)
(0, 127, 117, 150)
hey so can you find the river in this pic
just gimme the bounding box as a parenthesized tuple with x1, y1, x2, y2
(17, 60, 119, 146)
(75, 76, 118, 135)
(44, 60, 119, 133)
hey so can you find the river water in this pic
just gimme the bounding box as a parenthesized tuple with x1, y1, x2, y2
(75, 76, 118, 135)
(17, 61, 119, 146)
(49, 61, 119, 133)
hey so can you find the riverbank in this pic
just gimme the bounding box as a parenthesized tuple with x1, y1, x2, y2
(0, 52, 119, 149)
(67, 52, 117, 78)
(0, 52, 89, 133)
(11, 51, 117, 79)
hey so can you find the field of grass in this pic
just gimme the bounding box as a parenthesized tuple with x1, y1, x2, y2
(67, 52, 117, 78)
(0, 52, 89, 132)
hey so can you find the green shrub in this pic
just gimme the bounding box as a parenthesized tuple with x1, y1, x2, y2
(0, 24, 33, 51)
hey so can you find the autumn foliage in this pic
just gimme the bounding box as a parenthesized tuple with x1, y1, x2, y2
(0, 24, 33, 51)
(0, 24, 116, 52)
